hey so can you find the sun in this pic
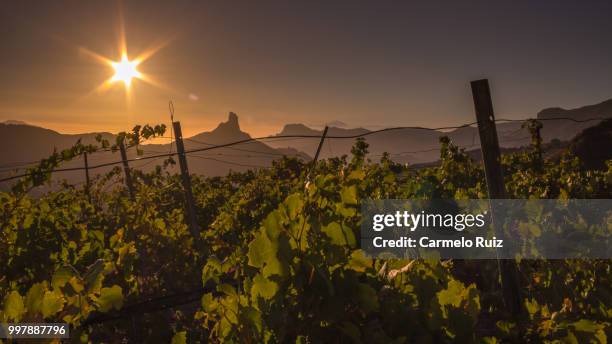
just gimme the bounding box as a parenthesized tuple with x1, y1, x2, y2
(78, 13, 174, 100)
(110, 54, 141, 87)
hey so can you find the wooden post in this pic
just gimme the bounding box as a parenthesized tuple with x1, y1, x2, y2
(313, 126, 329, 164)
(306, 126, 329, 184)
(84, 152, 91, 202)
(119, 139, 135, 200)
(172, 121, 199, 237)
(471, 79, 522, 317)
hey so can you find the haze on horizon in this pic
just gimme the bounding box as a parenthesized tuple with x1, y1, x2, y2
(1, 1, 611, 138)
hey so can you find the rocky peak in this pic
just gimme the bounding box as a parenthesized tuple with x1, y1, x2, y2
(190, 111, 250, 144)
(209, 111, 245, 136)
(278, 123, 320, 136)
(228, 112, 239, 127)
(216, 111, 240, 131)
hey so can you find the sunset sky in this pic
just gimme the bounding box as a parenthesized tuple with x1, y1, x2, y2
(1, 1, 611, 137)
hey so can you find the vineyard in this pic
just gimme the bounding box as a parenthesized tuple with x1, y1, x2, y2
(0, 111, 610, 343)
(0, 81, 611, 343)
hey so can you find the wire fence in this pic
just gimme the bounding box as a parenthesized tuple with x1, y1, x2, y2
(70, 113, 610, 326)
(0, 136, 172, 171)
(0, 116, 608, 184)
(1, 109, 608, 325)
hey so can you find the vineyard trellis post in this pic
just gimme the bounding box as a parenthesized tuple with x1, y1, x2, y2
(172, 121, 200, 237)
(84, 152, 91, 202)
(119, 138, 135, 200)
(313, 126, 329, 164)
(306, 126, 328, 184)
(470, 79, 522, 317)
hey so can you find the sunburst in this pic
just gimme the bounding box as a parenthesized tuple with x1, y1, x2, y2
(79, 14, 173, 100)
(110, 54, 141, 87)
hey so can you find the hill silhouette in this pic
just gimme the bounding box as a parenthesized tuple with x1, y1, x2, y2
(536, 98, 612, 141)
(148, 112, 310, 176)
(0, 123, 115, 168)
(268, 98, 612, 163)
(1, 97, 610, 190)
(0, 113, 308, 190)
(569, 119, 612, 170)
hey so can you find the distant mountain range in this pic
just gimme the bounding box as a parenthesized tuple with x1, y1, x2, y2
(268, 98, 612, 163)
(145, 112, 309, 176)
(1, 98, 610, 190)
(0, 113, 308, 190)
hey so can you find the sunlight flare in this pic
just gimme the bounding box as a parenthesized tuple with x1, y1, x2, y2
(78, 12, 175, 102)
(110, 55, 142, 87)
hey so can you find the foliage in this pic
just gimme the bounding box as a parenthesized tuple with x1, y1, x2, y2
(0, 126, 611, 342)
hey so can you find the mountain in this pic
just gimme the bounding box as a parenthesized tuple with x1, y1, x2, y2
(537, 99, 612, 120)
(152, 112, 310, 176)
(1, 97, 609, 191)
(2, 120, 29, 125)
(416, 119, 612, 170)
(191, 112, 250, 143)
(267, 98, 612, 164)
(536, 98, 612, 141)
(325, 120, 348, 128)
(269, 123, 484, 164)
(568, 119, 612, 170)
(0, 123, 117, 192)
(0, 113, 309, 191)
(0, 123, 115, 168)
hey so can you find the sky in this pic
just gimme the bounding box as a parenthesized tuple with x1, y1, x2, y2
(1, 0, 611, 137)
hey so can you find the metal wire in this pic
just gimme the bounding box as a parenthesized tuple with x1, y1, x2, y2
(0, 116, 607, 183)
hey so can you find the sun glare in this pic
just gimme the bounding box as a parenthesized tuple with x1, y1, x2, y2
(78, 12, 174, 101)
(111, 55, 141, 87)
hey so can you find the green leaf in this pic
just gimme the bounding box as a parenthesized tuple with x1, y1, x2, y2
(348, 250, 372, 272)
(262, 255, 287, 278)
(154, 218, 166, 230)
(202, 257, 222, 286)
(437, 280, 480, 320)
(41, 291, 65, 318)
(495, 321, 516, 335)
(285, 193, 303, 220)
(356, 283, 379, 312)
(340, 185, 358, 205)
(437, 280, 465, 308)
(322, 222, 355, 247)
(52, 266, 75, 290)
(524, 298, 539, 319)
(171, 331, 187, 344)
(251, 274, 278, 301)
(25, 283, 46, 315)
(248, 231, 271, 269)
(263, 210, 284, 239)
(249, 227, 288, 278)
(3, 291, 25, 321)
(97, 285, 123, 312)
(23, 214, 34, 229)
(67, 276, 84, 294)
(528, 224, 542, 237)
(217, 283, 237, 297)
(242, 306, 263, 333)
(201, 293, 218, 313)
(84, 260, 106, 294)
(322, 222, 344, 245)
(570, 319, 606, 333)
(347, 170, 366, 181)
